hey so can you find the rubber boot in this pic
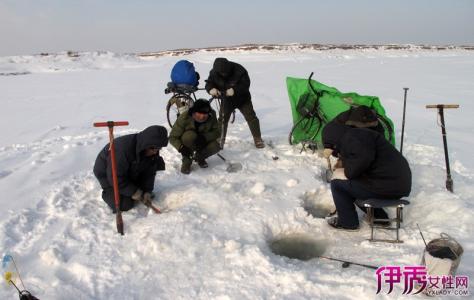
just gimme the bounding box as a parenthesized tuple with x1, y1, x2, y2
(197, 159, 208, 168)
(181, 156, 192, 174)
(253, 136, 265, 149)
(194, 151, 208, 168)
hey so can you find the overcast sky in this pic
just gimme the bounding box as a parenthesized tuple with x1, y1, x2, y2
(1, 0, 473, 56)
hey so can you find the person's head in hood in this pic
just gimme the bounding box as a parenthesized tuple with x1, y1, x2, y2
(213, 58, 233, 78)
(189, 99, 211, 123)
(137, 125, 168, 157)
(322, 122, 351, 155)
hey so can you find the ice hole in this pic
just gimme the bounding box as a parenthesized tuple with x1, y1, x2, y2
(269, 234, 328, 261)
(303, 203, 333, 218)
(300, 191, 333, 218)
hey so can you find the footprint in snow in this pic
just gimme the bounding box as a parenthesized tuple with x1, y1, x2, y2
(0, 170, 12, 179)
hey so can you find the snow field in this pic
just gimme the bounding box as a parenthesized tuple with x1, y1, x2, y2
(1, 48, 473, 299)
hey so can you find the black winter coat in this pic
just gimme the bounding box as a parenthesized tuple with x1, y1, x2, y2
(205, 58, 251, 108)
(93, 126, 167, 197)
(323, 123, 411, 198)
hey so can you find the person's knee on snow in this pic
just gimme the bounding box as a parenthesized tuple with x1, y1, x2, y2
(102, 189, 135, 213)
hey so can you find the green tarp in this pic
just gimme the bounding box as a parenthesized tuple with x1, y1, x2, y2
(286, 76, 396, 146)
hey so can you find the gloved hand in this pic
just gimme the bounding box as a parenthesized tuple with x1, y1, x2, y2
(225, 88, 234, 97)
(323, 148, 333, 159)
(194, 134, 207, 150)
(142, 192, 153, 206)
(178, 144, 193, 158)
(131, 188, 143, 201)
(209, 88, 220, 97)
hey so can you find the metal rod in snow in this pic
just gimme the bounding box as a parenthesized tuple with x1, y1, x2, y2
(400, 88, 409, 154)
(416, 223, 428, 248)
(318, 255, 378, 270)
(426, 104, 459, 193)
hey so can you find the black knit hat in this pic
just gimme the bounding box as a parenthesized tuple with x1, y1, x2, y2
(190, 99, 211, 114)
(345, 106, 378, 128)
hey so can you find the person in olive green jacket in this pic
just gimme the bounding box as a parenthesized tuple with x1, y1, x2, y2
(170, 99, 221, 174)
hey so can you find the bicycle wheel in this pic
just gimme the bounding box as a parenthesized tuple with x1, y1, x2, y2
(288, 117, 321, 145)
(166, 94, 194, 127)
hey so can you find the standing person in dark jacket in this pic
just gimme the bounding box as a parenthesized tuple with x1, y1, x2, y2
(170, 99, 221, 174)
(205, 57, 265, 149)
(93, 125, 168, 212)
(322, 122, 411, 230)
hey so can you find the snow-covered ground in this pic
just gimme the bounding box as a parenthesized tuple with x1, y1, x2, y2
(0, 48, 473, 299)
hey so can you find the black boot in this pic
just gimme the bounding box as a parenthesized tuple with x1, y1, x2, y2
(253, 136, 265, 148)
(195, 152, 208, 168)
(181, 156, 192, 174)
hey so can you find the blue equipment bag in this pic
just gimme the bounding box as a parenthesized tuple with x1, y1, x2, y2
(171, 60, 199, 86)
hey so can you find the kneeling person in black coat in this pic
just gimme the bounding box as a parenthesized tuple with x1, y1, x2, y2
(93, 125, 168, 212)
(322, 122, 412, 230)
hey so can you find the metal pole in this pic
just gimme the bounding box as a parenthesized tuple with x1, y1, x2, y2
(219, 96, 227, 150)
(438, 107, 453, 192)
(426, 104, 458, 193)
(400, 88, 409, 154)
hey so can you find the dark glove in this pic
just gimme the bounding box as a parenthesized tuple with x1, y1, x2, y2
(178, 144, 193, 158)
(194, 135, 207, 150)
(156, 156, 165, 171)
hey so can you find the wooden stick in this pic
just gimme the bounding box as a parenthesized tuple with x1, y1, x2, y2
(426, 104, 459, 109)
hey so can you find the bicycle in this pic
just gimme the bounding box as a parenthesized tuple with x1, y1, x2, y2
(165, 83, 236, 128)
(288, 73, 394, 146)
(288, 73, 326, 145)
(164, 82, 199, 127)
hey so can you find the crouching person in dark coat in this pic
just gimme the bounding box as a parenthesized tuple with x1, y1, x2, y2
(170, 99, 221, 174)
(322, 122, 412, 230)
(93, 125, 168, 212)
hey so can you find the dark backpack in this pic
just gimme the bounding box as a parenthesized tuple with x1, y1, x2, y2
(171, 60, 199, 86)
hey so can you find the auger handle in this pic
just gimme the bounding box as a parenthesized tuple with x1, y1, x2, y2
(94, 120, 129, 235)
(426, 104, 459, 109)
(94, 121, 129, 127)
